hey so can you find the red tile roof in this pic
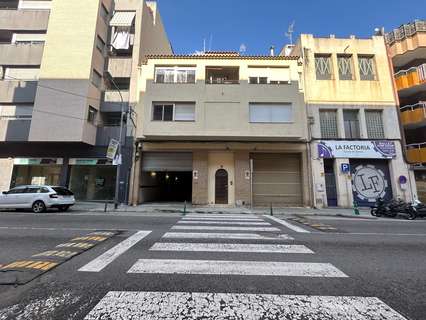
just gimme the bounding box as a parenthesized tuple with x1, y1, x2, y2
(143, 54, 300, 64)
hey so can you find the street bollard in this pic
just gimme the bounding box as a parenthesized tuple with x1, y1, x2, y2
(104, 201, 108, 212)
(270, 203, 273, 216)
(353, 201, 360, 215)
(183, 201, 187, 216)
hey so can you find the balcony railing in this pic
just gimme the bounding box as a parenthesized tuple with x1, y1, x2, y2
(385, 20, 426, 45)
(395, 64, 426, 91)
(407, 142, 426, 164)
(400, 102, 426, 126)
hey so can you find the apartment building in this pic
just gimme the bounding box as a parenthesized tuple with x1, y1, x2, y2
(291, 34, 416, 208)
(386, 20, 426, 202)
(130, 52, 310, 207)
(0, 0, 172, 201)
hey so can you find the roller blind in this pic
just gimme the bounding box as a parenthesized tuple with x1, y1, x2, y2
(174, 103, 195, 121)
(249, 103, 292, 123)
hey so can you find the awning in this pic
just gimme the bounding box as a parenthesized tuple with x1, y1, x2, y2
(110, 11, 136, 27)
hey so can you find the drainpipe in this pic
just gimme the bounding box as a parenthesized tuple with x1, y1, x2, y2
(384, 36, 416, 201)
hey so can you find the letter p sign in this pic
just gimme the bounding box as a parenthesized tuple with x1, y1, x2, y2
(341, 163, 351, 174)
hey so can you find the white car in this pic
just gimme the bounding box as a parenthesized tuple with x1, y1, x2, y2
(0, 185, 75, 213)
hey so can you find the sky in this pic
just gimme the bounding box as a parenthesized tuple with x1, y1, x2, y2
(156, 0, 426, 55)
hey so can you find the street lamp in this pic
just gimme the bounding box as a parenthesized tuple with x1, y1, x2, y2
(104, 71, 125, 209)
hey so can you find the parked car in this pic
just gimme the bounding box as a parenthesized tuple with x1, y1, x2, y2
(0, 185, 75, 213)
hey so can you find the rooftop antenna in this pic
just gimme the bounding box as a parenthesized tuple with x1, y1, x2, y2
(239, 43, 247, 54)
(208, 34, 213, 51)
(203, 38, 206, 53)
(285, 21, 295, 45)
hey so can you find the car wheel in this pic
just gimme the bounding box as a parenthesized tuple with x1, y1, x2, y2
(32, 200, 46, 213)
(58, 205, 70, 212)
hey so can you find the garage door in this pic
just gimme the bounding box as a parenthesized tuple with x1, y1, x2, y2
(251, 153, 302, 207)
(142, 152, 192, 172)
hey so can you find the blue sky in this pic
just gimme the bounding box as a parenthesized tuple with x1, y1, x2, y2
(157, 0, 425, 55)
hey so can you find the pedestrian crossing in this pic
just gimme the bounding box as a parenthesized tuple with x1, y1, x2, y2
(82, 213, 408, 319)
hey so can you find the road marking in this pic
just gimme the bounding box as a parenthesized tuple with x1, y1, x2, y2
(150, 243, 314, 254)
(177, 220, 271, 226)
(162, 232, 294, 240)
(264, 215, 311, 233)
(185, 214, 259, 219)
(128, 259, 348, 277)
(1, 260, 58, 271)
(78, 231, 151, 272)
(182, 217, 264, 222)
(172, 225, 281, 232)
(0, 226, 122, 232)
(84, 291, 407, 320)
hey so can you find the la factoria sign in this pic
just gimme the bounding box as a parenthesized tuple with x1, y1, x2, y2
(318, 141, 396, 159)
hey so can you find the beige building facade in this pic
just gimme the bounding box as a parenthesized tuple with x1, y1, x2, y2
(131, 53, 311, 207)
(291, 34, 416, 208)
(0, 0, 171, 201)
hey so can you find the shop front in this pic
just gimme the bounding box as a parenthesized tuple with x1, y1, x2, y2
(11, 158, 63, 187)
(314, 140, 414, 207)
(68, 158, 116, 201)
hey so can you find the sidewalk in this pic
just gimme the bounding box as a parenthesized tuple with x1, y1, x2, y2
(72, 202, 373, 218)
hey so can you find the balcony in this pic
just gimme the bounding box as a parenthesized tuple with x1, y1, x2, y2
(0, 9, 49, 31)
(394, 64, 426, 97)
(407, 143, 426, 164)
(107, 57, 132, 78)
(101, 90, 129, 112)
(205, 66, 239, 84)
(0, 42, 44, 65)
(400, 102, 426, 127)
(0, 80, 37, 103)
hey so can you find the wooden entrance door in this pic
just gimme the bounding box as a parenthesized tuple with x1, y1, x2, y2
(215, 169, 228, 204)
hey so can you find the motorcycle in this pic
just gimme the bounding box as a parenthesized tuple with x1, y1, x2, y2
(370, 198, 416, 220)
(409, 200, 426, 219)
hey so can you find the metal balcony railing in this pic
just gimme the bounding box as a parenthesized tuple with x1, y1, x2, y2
(406, 142, 426, 164)
(385, 20, 426, 44)
(400, 102, 426, 125)
(394, 64, 426, 90)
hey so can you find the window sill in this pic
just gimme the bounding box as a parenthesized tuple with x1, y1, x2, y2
(250, 121, 294, 124)
(154, 82, 196, 84)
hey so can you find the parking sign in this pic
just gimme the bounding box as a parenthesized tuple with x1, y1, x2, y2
(341, 163, 351, 174)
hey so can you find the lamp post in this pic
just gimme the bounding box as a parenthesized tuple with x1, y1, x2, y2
(104, 72, 125, 209)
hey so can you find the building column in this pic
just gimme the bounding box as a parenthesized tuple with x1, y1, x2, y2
(358, 108, 368, 138)
(130, 151, 141, 206)
(0, 158, 14, 192)
(59, 157, 70, 187)
(234, 151, 250, 206)
(301, 148, 311, 207)
(310, 142, 327, 208)
(192, 150, 208, 205)
(337, 108, 345, 138)
(334, 158, 353, 207)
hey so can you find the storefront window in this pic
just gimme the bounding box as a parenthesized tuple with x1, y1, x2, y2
(11, 165, 61, 187)
(69, 165, 116, 201)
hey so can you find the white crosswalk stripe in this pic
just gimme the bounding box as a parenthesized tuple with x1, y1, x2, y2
(172, 225, 281, 232)
(177, 220, 271, 226)
(150, 242, 314, 253)
(162, 232, 294, 240)
(182, 217, 264, 222)
(84, 291, 408, 320)
(184, 214, 259, 219)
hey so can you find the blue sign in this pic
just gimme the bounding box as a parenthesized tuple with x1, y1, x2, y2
(341, 163, 351, 174)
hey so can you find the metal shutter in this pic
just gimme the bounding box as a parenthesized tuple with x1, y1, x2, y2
(251, 153, 302, 207)
(142, 152, 192, 172)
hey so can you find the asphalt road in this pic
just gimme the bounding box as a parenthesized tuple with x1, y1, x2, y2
(0, 210, 425, 319)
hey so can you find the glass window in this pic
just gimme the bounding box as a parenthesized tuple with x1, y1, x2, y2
(25, 187, 41, 193)
(88, 106, 97, 124)
(96, 35, 105, 54)
(315, 54, 332, 80)
(153, 105, 164, 121)
(343, 110, 360, 139)
(7, 187, 26, 194)
(365, 110, 385, 139)
(91, 69, 102, 88)
(358, 55, 376, 80)
(338, 55, 353, 80)
(155, 67, 196, 84)
(100, 3, 109, 23)
(320, 110, 338, 139)
(249, 103, 293, 123)
(175, 103, 195, 121)
(52, 187, 74, 196)
(163, 105, 173, 121)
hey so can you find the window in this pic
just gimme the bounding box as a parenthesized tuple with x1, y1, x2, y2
(358, 55, 376, 80)
(338, 55, 353, 80)
(7, 187, 26, 194)
(155, 67, 196, 84)
(365, 110, 385, 139)
(343, 110, 360, 139)
(248, 67, 290, 84)
(319, 110, 338, 139)
(315, 54, 332, 80)
(96, 35, 105, 54)
(206, 66, 239, 84)
(25, 187, 42, 194)
(152, 103, 195, 122)
(4, 67, 40, 80)
(249, 103, 293, 123)
(100, 3, 109, 23)
(0, 105, 33, 120)
(52, 187, 73, 196)
(249, 77, 268, 84)
(91, 69, 102, 88)
(103, 112, 121, 126)
(87, 106, 98, 124)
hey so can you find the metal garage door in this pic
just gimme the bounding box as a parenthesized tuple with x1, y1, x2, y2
(251, 153, 302, 207)
(142, 152, 192, 172)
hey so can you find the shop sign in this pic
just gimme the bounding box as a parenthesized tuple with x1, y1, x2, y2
(318, 141, 396, 159)
(69, 158, 112, 166)
(14, 158, 62, 165)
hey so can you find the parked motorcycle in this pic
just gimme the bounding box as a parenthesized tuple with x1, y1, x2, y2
(370, 198, 416, 220)
(409, 200, 426, 219)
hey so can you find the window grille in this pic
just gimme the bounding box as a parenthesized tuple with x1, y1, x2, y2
(358, 56, 376, 80)
(319, 110, 338, 138)
(365, 110, 385, 139)
(338, 55, 353, 80)
(315, 55, 332, 80)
